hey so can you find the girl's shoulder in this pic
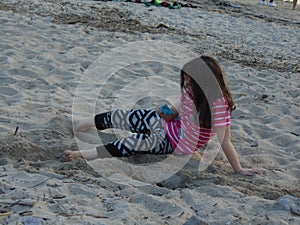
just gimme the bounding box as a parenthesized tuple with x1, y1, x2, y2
(213, 97, 228, 104)
(180, 88, 192, 101)
(213, 97, 229, 109)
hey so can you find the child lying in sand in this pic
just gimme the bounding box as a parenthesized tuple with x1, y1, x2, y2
(65, 56, 262, 176)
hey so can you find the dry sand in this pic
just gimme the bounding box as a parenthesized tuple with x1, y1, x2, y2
(0, 0, 300, 224)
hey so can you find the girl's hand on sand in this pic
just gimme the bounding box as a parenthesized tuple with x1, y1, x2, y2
(236, 168, 262, 176)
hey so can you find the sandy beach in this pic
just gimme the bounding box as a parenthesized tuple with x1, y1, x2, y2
(0, 0, 300, 224)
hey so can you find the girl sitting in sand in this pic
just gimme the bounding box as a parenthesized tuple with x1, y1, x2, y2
(65, 56, 261, 176)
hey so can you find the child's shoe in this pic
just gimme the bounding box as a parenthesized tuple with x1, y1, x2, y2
(268, 2, 277, 6)
(260, 0, 266, 5)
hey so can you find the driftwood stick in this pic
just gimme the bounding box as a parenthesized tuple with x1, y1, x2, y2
(0, 211, 13, 217)
(53, 199, 66, 212)
(0, 199, 36, 206)
(13, 126, 19, 135)
(30, 178, 50, 188)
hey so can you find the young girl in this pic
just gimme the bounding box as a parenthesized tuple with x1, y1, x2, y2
(65, 56, 262, 176)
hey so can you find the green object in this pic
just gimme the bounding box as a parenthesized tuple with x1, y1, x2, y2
(143, 0, 181, 9)
(168, 2, 181, 9)
(144, 0, 161, 6)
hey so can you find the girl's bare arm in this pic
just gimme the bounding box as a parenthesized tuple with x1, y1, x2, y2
(216, 126, 262, 176)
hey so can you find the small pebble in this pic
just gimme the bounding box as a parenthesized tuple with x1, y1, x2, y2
(251, 141, 259, 147)
(0, 158, 8, 166)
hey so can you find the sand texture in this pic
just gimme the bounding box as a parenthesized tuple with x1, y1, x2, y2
(0, 0, 300, 224)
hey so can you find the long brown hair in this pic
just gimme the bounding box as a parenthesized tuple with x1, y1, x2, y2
(180, 56, 235, 128)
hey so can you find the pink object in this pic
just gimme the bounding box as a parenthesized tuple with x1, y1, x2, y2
(163, 89, 230, 154)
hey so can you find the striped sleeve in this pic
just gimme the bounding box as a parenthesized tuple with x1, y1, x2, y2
(212, 98, 230, 128)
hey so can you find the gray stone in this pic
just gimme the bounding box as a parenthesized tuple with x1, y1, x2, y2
(272, 194, 300, 213)
(0, 158, 8, 166)
(158, 175, 182, 189)
(22, 216, 45, 225)
(130, 193, 184, 217)
(49, 189, 66, 199)
(251, 141, 259, 147)
(183, 215, 209, 225)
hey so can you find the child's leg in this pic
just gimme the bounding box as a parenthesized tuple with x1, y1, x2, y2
(98, 130, 165, 157)
(293, 0, 297, 9)
(64, 150, 83, 161)
(65, 109, 172, 161)
(74, 111, 114, 132)
(95, 109, 161, 133)
(75, 117, 95, 132)
(64, 149, 96, 161)
(96, 112, 174, 156)
(64, 147, 113, 161)
(64, 134, 173, 161)
(149, 136, 173, 155)
(95, 134, 173, 157)
(75, 109, 161, 132)
(64, 142, 137, 161)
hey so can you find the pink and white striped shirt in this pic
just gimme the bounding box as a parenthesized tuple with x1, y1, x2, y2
(163, 89, 231, 154)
